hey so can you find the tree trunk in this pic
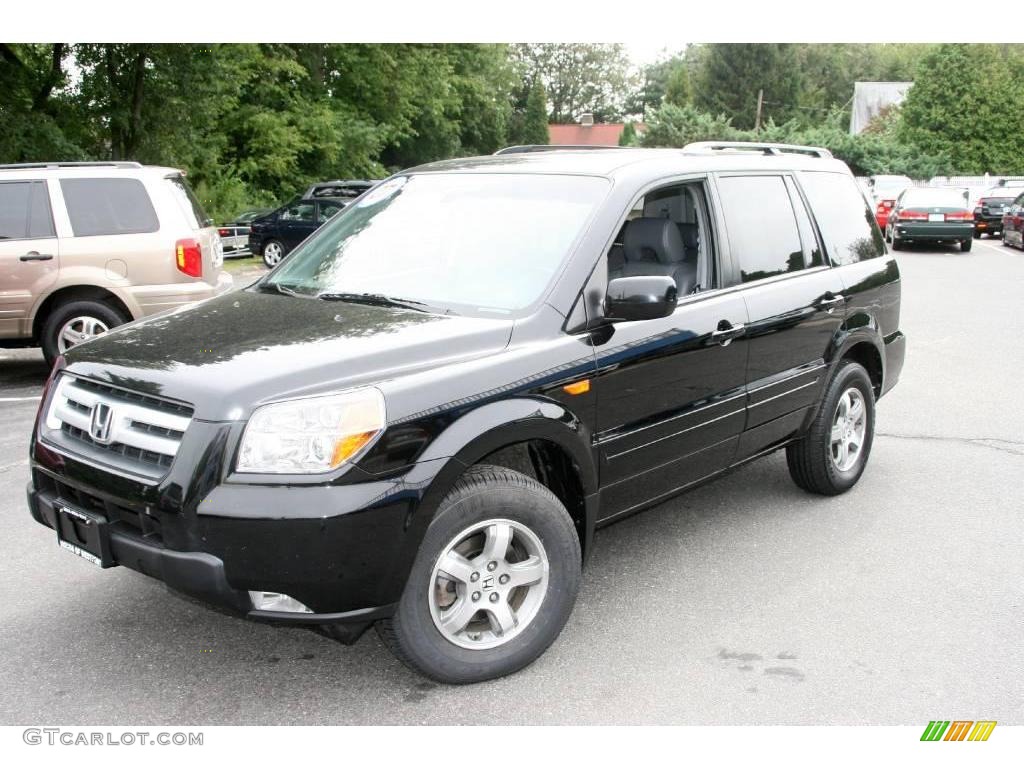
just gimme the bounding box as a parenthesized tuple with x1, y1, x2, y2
(125, 48, 147, 159)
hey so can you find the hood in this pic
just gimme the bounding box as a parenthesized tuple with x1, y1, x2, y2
(64, 288, 514, 420)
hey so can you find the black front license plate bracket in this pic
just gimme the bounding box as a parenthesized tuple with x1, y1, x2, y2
(55, 503, 116, 568)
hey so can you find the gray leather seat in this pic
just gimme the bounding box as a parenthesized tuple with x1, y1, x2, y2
(617, 217, 697, 295)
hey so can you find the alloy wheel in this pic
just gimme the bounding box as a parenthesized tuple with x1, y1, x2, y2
(428, 518, 549, 650)
(56, 315, 110, 353)
(264, 242, 283, 266)
(830, 387, 867, 472)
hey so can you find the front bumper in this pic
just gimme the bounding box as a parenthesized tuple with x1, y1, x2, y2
(25, 438, 420, 632)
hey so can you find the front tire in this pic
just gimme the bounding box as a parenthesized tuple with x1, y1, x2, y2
(378, 465, 581, 684)
(41, 299, 128, 366)
(786, 361, 875, 496)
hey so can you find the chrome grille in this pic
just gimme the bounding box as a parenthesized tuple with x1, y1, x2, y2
(44, 375, 193, 480)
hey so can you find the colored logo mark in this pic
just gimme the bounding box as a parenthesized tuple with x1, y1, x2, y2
(920, 721, 996, 742)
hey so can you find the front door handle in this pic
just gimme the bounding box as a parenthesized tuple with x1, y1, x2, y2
(816, 293, 846, 313)
(19, 251, 54, 262)
(710, 320, 745, 346)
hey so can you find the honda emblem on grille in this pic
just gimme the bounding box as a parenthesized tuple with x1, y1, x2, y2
(89, 403, 114, 444)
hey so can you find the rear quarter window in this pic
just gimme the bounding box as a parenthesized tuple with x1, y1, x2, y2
(799, 172, 885, 266)
(166, 175, 212, 229)
(60, 177, 159, 237)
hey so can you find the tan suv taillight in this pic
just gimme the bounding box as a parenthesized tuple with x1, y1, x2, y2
(175, 238, 203, 278)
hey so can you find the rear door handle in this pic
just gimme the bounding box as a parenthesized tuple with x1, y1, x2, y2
(19, 251, 54, 262)
(710, 320, 745, 346)
(816, 294, 846, 313)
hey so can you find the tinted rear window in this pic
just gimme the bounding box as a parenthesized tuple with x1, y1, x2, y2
(799, 172, 885, 266)
(60, 178, 159, 237)
(717, 175, 805, 283)
(0, 180, 54, 239)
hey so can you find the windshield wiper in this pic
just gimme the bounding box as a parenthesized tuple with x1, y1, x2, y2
(315, 292, 434, 313)
(258, 282, 305, 298)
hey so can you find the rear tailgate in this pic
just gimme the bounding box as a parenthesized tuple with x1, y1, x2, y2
(165, 173, 223, 286)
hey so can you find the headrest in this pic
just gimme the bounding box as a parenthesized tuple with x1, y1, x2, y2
(677, 222, 699, 251)
(623, 218, 685, 265)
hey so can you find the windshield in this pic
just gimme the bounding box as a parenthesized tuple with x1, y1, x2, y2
(264, 173, 608, 316)
(900, 188, 969, 208)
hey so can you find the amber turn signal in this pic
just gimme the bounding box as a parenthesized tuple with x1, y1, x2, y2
(562, 379, 591, 396)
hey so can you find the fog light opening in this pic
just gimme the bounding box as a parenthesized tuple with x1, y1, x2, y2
(249, 591, 313, 613)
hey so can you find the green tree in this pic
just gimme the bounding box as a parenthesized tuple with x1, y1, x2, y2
(898, 44, 1024, 173)
(694, 44, 803, 129)
(516, 80, 549, 145)
(619, 121, 638, 147)
(0, 43, 83, 161)
(512, 43, 637, 122)
(664, 63, 692, 107)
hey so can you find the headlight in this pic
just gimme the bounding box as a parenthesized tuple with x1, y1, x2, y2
(236, 388, 385, 474)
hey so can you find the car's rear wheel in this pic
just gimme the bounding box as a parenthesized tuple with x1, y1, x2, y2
(973, 230, 981, 239)
(377, 465, 581, 684)
(891, 235, 904, 251)
(960, 238, 972, 252)
(262, 239, 285, 268)
(41, 299, 128, 366)
(786, 360, 875, 496)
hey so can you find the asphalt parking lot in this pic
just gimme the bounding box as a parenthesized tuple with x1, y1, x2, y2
(1, 238, 1021, 725)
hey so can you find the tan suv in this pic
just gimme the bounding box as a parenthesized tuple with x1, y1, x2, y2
(0, 161, 233, 364)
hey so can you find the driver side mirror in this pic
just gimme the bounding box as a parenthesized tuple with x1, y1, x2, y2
(605, 276, 677, 322)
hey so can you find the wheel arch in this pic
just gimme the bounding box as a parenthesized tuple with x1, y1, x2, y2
(830, 325, 885, 398)
(31, 284, 134, 343)
(399, 396, 598, 565)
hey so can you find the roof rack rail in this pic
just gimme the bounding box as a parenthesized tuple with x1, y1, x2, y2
(493, 144, 623, 155)
(682, 141, 833, 159)
(0, 161, 144, 171)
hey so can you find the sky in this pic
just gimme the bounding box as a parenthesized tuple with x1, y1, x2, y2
(625, 41, 686, 66)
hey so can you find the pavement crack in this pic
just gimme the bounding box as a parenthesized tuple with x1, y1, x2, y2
(877, 431, 1024, 456)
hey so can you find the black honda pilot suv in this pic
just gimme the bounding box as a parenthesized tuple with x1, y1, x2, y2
(28, 143, 905, 684)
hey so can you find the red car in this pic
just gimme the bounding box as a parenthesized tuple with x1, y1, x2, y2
(1002, 190, 1024, 250)
(869, 175, 911, 231)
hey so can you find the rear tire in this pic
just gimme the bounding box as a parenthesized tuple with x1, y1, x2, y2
(891, 236, 903, 251)
(41, 299, 128, 367)
(972, 231, 981, 239)
(786, 361, 875, 496)
(960, 238, 972, 252)
(262, 239, 285, 268)
(377, 465, 581, 684)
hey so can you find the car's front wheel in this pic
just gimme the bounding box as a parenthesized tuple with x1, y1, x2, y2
(262, 239, 285, 268)
(378, 465, 581, 684)
(786, 360, 875, 496)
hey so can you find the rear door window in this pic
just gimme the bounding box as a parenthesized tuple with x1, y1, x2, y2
(60, 178, 159, 237)
(717, 175, 805, 284)
(799, 172, 885, 266)
(0, 181, 54, 240)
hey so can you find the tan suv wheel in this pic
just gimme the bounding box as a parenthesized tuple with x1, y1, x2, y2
(41, 299, 128, 366)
